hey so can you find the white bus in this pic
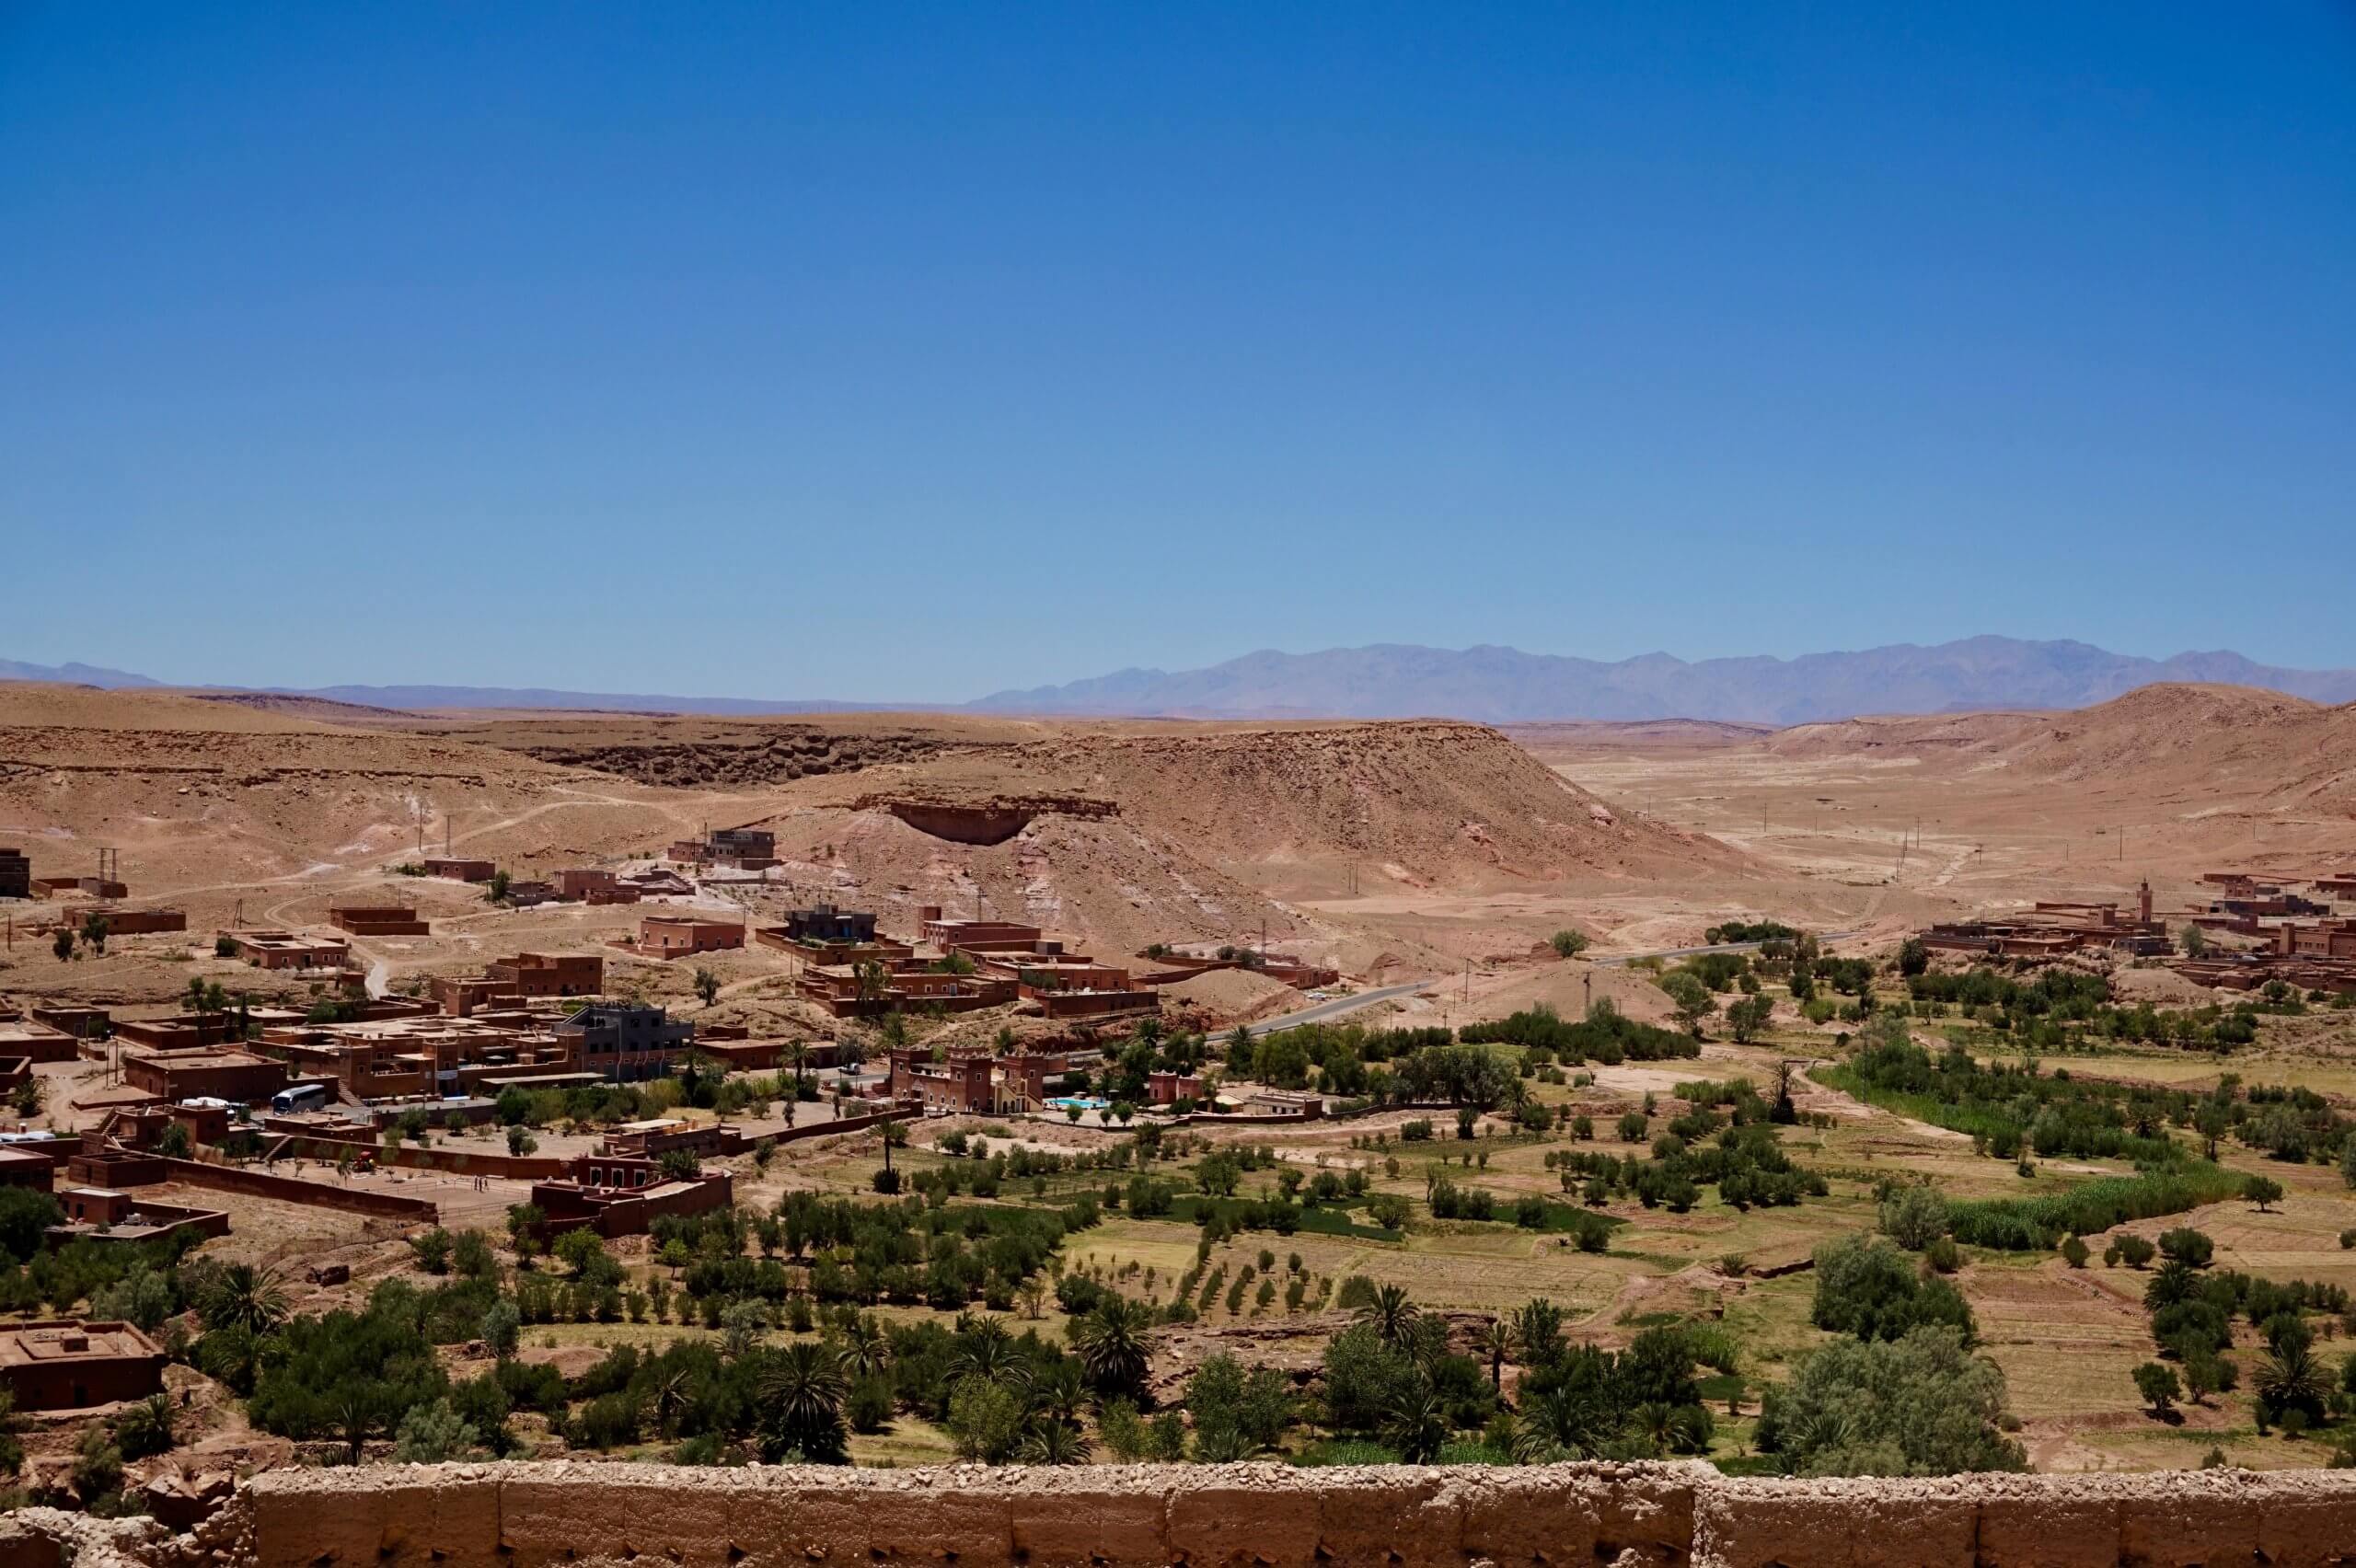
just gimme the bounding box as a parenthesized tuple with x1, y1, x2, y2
(271, 1082, 331, 1115)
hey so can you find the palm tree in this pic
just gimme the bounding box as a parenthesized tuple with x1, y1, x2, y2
(1018, 1358, 1086, 1426)
(202, 1263, 290, 1335)
(1356, 1284, 1419, 1351)
(1018, 1421, 1087, 1465)
(756, 1341, 849, 1464)
(330, 1386, 378, 1466)
(951, 1319, 1022, 1387)
(836, 1316, 891, 1383)
(2258, 1341, 2325, 1422)
(1480, 1318, 1513, 1390)
(1511, 1383, 1611, 1463)
(1511, 1297, 1565, 1367)
(651, 1366, 695, 1438)
(1068, 1297, 1152, 1396)
(1381, 1383, 1449, 1463)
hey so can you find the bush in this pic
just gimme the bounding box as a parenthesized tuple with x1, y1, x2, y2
(1756, 1326, 2025, 1476)
(1811, 1235, 1978, 1344)
(2133, 1362, 2181, 1417)
(1878, 1185, 1949, 1251)
(2157, 1228, 2213, 1269)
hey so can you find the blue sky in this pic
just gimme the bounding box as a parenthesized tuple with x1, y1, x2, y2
(3, 4, 2351, 700)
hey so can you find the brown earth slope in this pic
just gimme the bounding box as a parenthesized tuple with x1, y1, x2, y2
(1, 686, 1754, 976)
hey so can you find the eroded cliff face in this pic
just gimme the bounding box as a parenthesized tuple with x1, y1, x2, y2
(27, 1460, 2356, 1568)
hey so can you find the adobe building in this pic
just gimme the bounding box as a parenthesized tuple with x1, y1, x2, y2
(31, 1004, 110, 1041)
(553, 868, 620, 901)
(918, 908, 1048, 954)
(111, 1009, 285, 1052)
(0, 1320, 167, 1410)
(1918, 881, 2170, 960)
(0, 846, 29, 901)
(0, 1019, 84, 1064)
(121, 1045, 289, 1104)
(257, 1014, 578, 1100)
(329, 905, 432, 937)
(48, 1186, 230, 1248)
(490, 951, 605, 997)
(797, 965, 1019, 1019)
(890, 1047, 998, 1115)
(755, 904, 915, 965)
(59, 908, 187, 938)
(629, 914, 745, 960)
(216, 928, 352, 971)
(1147, 1069, 1205, 1106)
(422, 857, 496, 883)
(1135, 948, 1343, 991)
(528, 1152, 733, 1238)
(554, 1002, 692, 1082)
(0, 1145, 58, 1193)
(667, 827, 778, 870)
(2279, 918, 2356, 961)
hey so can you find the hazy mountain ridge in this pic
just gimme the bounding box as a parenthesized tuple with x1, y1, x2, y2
(7, 637, 2354, 724)
(971, 638, 2356, 724)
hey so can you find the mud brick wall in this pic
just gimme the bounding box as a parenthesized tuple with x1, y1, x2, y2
(157, 1461, 2356, 1568)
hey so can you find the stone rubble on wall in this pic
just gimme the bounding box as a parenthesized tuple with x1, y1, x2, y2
(13, 1460, 2356, 1568)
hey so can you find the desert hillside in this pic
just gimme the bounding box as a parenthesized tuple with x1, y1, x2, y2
(1760, 684, 2356, 809)
(0, 686, 1753, 978)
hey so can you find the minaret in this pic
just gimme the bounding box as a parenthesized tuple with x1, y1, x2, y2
(2138, 878, 2153, 926)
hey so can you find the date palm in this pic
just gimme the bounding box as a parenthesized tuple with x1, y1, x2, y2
(836, 1316, 891, 1382)
(1381, 1382, 1449, 1463)
(1356, 1284, 1419, 1351)
(202, 1263, 290, 1335)
(1479, 1318, 1513, 1390)
(951, 1318, 1021, 1386)
(1068, 1296, 1152, 1396)
(1017, 1421, 1087, 1466)
(756, 1340, 849, 1464)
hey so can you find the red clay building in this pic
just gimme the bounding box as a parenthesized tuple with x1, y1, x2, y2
(121, 1046, 288, 1104)
(0, 1020, 83, 1064)
(0, 1147, 57, 1193)
(0, 1320, 167, 1411)
(329, 905, 432, 937)
(488, 951, 604, 996)
(529, 1155, 733, 1238)
(422, 857, 496, 882)
(629, 915, 745, 960)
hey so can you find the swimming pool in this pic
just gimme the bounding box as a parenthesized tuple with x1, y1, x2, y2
(1047, 1095, 1109, 1112)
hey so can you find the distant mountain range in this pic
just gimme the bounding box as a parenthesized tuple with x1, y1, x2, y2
(967, 638, 2356, 724)
(0, 658, 161, 689)
(6, 637, 2355, 725)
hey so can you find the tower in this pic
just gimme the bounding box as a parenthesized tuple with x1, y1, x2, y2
(2138, 878, 2153, 926)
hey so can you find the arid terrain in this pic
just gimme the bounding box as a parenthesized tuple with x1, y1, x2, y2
(6, 676, 2356, 1504)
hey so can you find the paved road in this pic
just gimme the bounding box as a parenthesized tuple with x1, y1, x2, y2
(1242, 978, 1434, 1035)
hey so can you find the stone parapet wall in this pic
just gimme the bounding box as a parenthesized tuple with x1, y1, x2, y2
(52, 1460, 2356, 1568)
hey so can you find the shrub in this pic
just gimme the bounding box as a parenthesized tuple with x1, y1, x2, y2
(1811, 1235, 1978, 1344)
(2133, 1362, 2181, 1417)
(1878, 1185, 1949, 1251)
(1756, 1326, 2024, 1476)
